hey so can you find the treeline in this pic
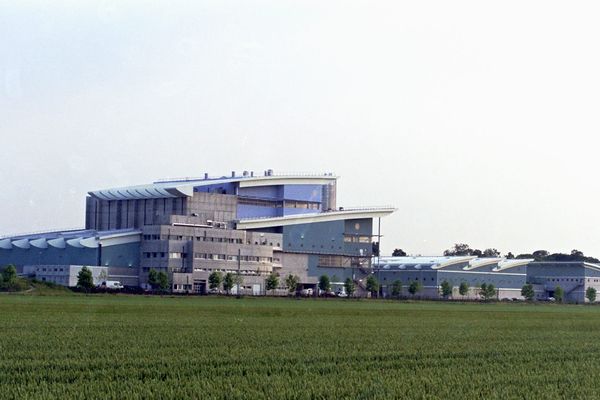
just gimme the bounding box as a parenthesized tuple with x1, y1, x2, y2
(392, 244, 600, 263)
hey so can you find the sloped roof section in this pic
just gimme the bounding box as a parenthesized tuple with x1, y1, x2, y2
(236, 207, 396, 229)
(89, 173, 338, 201)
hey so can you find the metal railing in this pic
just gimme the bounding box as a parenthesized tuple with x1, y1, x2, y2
(236, 206, 396, 221)
(155, 171, 336, 183)
(0, 227, 86, 240)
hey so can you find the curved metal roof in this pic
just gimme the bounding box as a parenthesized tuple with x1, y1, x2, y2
(493, 259, 533, 272)
(89, 174, 338, 201)
(236, 207, 396, 229)
(0, 229, 141, 251)
(463, 258, 503, 271)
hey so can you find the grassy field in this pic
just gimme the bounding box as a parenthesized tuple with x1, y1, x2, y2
(2, 295, 600, 399)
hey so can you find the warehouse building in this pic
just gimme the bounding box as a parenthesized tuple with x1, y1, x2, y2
(373, 257, 600, 302)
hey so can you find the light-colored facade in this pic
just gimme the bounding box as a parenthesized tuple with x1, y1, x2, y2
(1, 170, 395, 293)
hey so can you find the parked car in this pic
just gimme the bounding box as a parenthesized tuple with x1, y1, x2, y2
(99, 281, 124, 290)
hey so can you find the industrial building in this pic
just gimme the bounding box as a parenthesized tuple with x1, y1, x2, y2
(373, 257, 600, 302)
(2, 169, 598, 302)
(0, 170, 395, 293)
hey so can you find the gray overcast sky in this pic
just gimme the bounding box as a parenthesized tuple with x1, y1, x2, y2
(2, 0, 600, 257)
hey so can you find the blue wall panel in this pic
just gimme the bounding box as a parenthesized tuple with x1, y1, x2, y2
(283, 185, 322, 202)
(238, 185, 282, 199)
(237, 204, 281, 219)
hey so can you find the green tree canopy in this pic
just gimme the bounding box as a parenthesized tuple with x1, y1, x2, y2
(482, 248, 500, 258)
(148, 269, 159, 289)
(479, 283, 496, 301)
(318, 275, 331, 293)
(2, 265, 17, 285)
(521, 284, 535, 301)
(392, 249, 407, 257)
(77, 267, 94, 291)
(554, 286, 564, 303)
(223, 273, 236, 294)
(440, 280, 452, 298)
(408, 280, 422, 296)
(265, 272, 279, 294)
(344, 278, 355, 297)
(459, 282, 469, 297)
(390, 280, 402, 299)
(285, 274, 300, 294)
(157, 271, 169, 292)
(586, 287, 597, 303)
(366, 275, 379, 297)
(208, 271, 223, 290)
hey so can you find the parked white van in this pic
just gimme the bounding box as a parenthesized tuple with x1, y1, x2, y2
(99, 281, 124, 290)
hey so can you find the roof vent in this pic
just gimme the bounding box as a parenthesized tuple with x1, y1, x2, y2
(231, 171, 236, 178)
(267, 169, 273, 176)
(250, 171, 254, 177)
(243, 171, 249, 177)
(204, 173, 209, 180)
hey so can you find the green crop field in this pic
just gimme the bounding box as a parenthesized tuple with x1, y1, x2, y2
(2, 295, 600, 399)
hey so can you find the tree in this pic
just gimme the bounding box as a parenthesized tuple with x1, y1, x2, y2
(532, 250, 549, 261)
(479, 283, 496, 301)
(506, 252, 515, 259)
(208, 271, 222, 291)
(444, 243, 472, 256)
(157, 271, 169, 292)
(554, 286, 564, 303)
(521, 284, 535, 301)
(586, 287, 597, 303)
(285, 274, 300, 295)
(408, 280, 422, 297)
(392, 249, 407, 257)
(471, 249, 483, 257)
(223, 273, 235, 295)
(265, 272, 279, 295)
(459, 282, 469, 297)
(344, 278, 356, 298)
(390, 280, 402, 299)
(148, 268, 159, 289)
(0, 265, 26, 292)
(2, 265, 17, 285)
(366, 275, 379, 297)
(571, 249, 584, 259)
(77, 266, 94, 291)
(482, 248, 501, 258)
(516, 254, 535, 260)
(440, 280, 452, 298)
(318, 275, 331, 294)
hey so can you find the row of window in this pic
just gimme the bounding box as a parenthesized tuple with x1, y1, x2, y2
(143, 234, 280, 247)
(193, 268, 264, 275)
(343, 235, 372, 243)
(36, 267, 66, 273)
(143, 252, 187, 259)
(319, 256, 354, 268)
(238, 197, 320, 210)
(543, 277, 600, 283)
(143, 252, 276, 263)
(193, 253, 273, 263)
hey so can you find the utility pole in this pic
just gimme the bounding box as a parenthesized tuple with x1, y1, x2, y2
(377, 217, 381, 298)
(237, 248, 241, 299)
